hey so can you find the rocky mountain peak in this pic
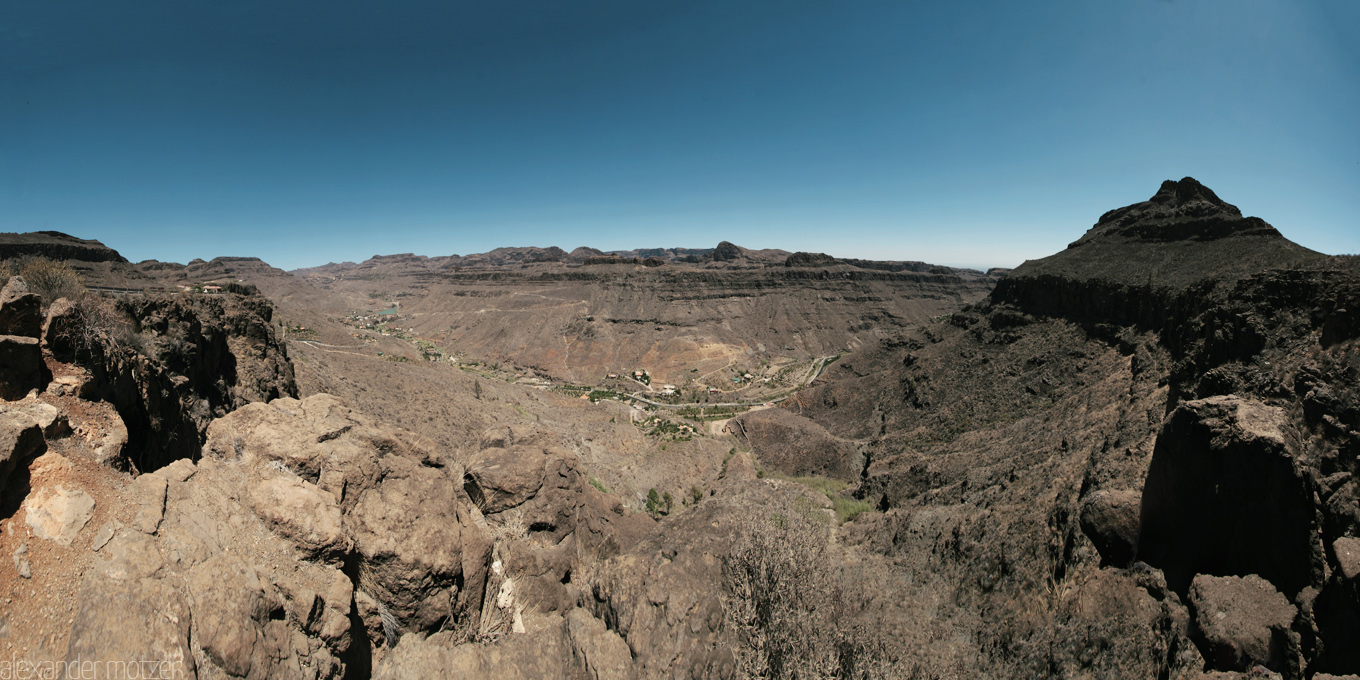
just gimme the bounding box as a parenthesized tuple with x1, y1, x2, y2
(1149, 177, 1238, 213)
(1075, 177, 1278, 247)
(711, 241, 744, 261)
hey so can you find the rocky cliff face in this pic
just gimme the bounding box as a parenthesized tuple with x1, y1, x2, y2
(46, 291, 296, 472)
(0, 231, 129, 264)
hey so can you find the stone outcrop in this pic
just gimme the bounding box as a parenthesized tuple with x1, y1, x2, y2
(48, 394, 501, 679)
(0, 276, 44, 337)
(23, 484, 95, 546)
(1080, 488, 1141, 568)
(372, 608, 633, 679)
(464, 445, 554, 513)
(0, 334, 49, 400)
(2, 395, 71, 438)
(204, 394, 493, 642)
(1188, 574, 1300, 674)
(1139, 396, 1322, 596)
(53, 292, 297, 471)
(0, 409, 46, 488)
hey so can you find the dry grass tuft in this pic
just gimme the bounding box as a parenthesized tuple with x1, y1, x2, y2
(16, 257, 85, 307)
(723, 509, 896, 679)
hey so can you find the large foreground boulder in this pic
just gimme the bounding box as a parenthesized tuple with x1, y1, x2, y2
(1188, 574, 1300, 674)
(204, 394, 494, 639)
(66, 572, 198, 679)
(0, 277, 43, 337)
(0, 410, 45, 489)
(0, 335, 49, 400)
(1139, 396, 1323, 595)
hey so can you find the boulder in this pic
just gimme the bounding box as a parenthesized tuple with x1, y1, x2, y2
(565, 607, 634, 680)
(1139, 396, 1322, 595)
(463, 445, 550, 513)
(0, 335, 49, 400)
(24, 484, 96, 546)
(1188, 574, 1299, 674)
(90, 411, 130, 469)
(129, 473, 168, 534)
(0, 410, 45, 489)
(1334, 537, 1360, 582)
(247, 473, 348, 557)
(46, 371, 93, 398)
(66, 573, 197, 680)
(40, 296, 81, 361)
(0, 277, 43, 337)
(205, 394, 494, 635)
(1080, 488, 1141, 567)
(0, 397, 71, 438)
(186, 553, 294, 679)
(347, 453, 493, 633)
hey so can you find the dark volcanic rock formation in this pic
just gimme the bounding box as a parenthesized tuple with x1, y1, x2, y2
(0, 231, 129, 263)
(0, 335, 50, 400)
(1139, 395, 1323, 596)
(50, 292, 296, 471)
(992, 176, 1326, 330)
(1188, 573, 1301, 674)
(0, 277, 45, 337)
(710, 241, 744, 262)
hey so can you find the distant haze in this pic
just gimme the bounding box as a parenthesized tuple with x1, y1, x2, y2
(3, 1, 1357, 270)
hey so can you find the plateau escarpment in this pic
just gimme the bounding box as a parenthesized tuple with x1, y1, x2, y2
(296, 244, 1000, 384)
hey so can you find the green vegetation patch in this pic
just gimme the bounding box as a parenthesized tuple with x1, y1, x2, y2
(764, 472, 872, 523)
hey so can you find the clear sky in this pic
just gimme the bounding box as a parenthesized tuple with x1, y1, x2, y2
(2, 1, 1356, 271)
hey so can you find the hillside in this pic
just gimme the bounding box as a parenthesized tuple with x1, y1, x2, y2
(744, 178, 1360, 677)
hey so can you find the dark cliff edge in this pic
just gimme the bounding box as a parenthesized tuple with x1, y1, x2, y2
(48, 291, 297, 472)
(0, 231, 130, 264)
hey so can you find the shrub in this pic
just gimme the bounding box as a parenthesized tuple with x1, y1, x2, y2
(589, 477, 610, 494)
(645, 488, 662, 517)
(764, 472, 874, 523)
(723, 510, 894, 679)
(18, 257, 84, 307)
(831, 496, 873, 523)
(53, 294, 141, 358)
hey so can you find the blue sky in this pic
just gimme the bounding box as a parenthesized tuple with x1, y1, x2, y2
(2, 1, 1356, 271)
